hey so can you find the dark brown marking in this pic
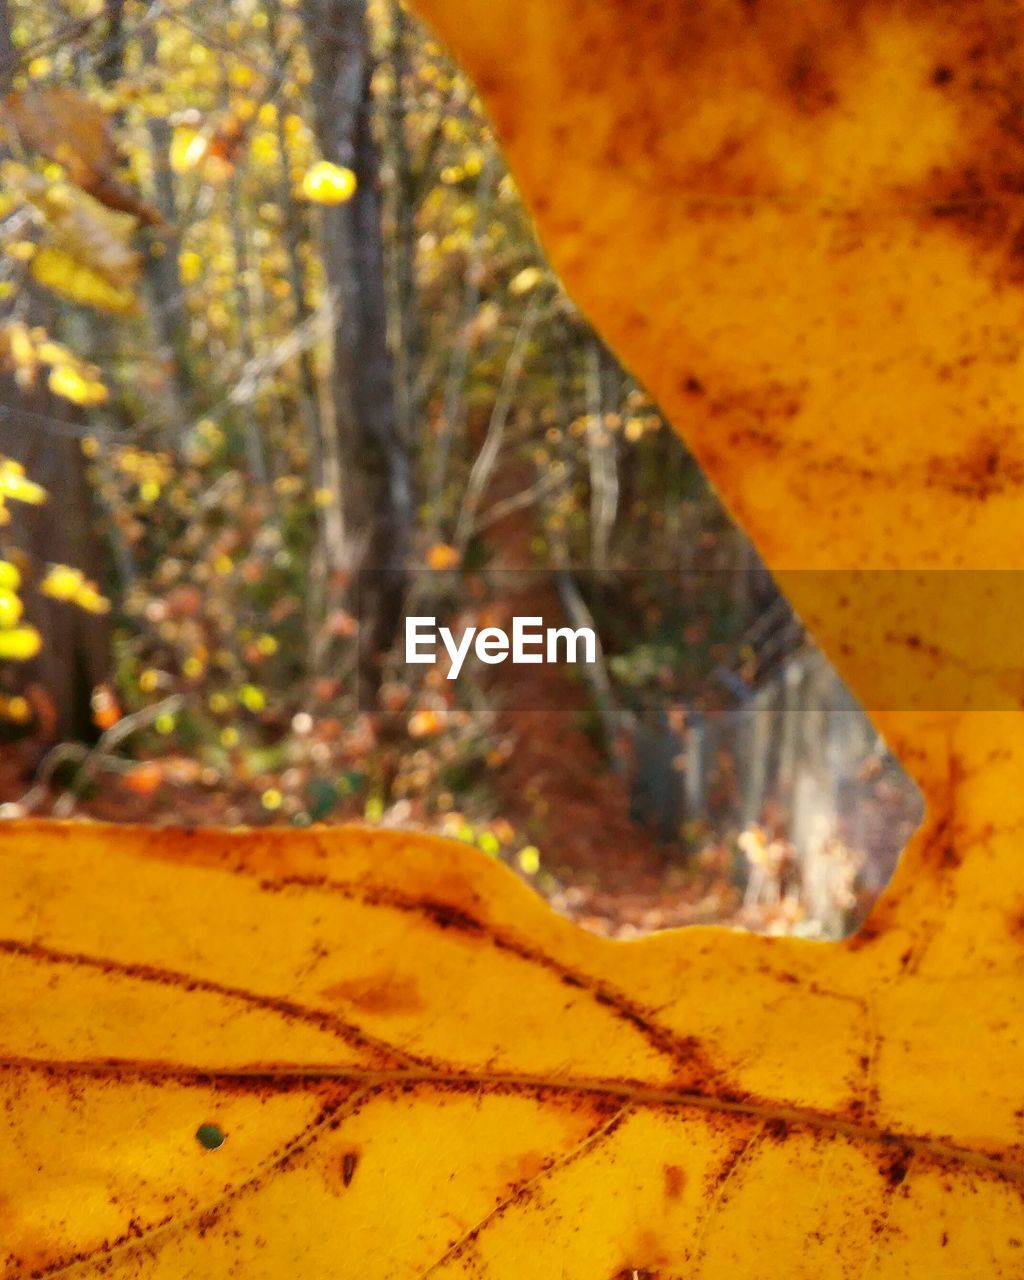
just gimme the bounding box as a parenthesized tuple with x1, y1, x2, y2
(320, 973, 424, 1017)
(662, 1163, 685, 1199)
(883, 1145, 913, 1188)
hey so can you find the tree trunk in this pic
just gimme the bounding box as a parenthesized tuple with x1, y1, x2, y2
(0, 0, 14, 91)
(0, 386, 111, 747)
(0, 8, 110, 749)
(301, 0, 413, 662)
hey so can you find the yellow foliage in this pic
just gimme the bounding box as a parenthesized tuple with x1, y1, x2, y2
(169, 126, 209, 175)
(508, 265, 542, 295)
(0, 623, 41, 659)
(3, 239, 36, 262)
(48, 363, 108, 407)
(517, 844, 541, 874)
(39, 564, 85, 601)
(0, 325, 37, 391)
(0, 459, 45, 506)
(239, 684, 266, 712)
(249, 131, 280, 167)
(31, 244, 137, 315)
(178, 250, 204, 283)
(73, 583, 112, 615)
(0, 587, 22, 627)
(40, 564, 111, 614)
(0, 323, 108, 403)
(2, 164, 141, 314)
(299, 161, 358, 204)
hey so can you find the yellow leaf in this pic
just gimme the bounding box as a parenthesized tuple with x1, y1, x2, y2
(4, 165, 141, 313)
(40, 564, 84, 601)
(0, 624, 40, 659)
(31, 245, 137, 315)
(229, 64, 257, 91)
(0, 559, 21, 590)
(3, 239, 36, 262)
(517, 844, 541, 875)
(0, 804, 1020, 1277)
(170, 127, 206, 174)
(72, 583, 111, 615)
(0, 587, 22, 627)
(2, 326, 107, 404)
(48, 364, 107, 407)
(2, 322, 36, 375)
(239, 684, 266, 712)
(300, 161, 357, 204)
(178, 250, 204, 284)
(0, 460, 45, 505)
(508, 265, 543, 295)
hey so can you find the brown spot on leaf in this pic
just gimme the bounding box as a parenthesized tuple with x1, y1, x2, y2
(319, 972, 424, 1017)
(1006, 900, 1024, 940)
(662, 1163, 685, 1199)
(323, 1147, 362, 1196)
(498, 1149, 552, 1187)
(786, 45, 839, 114)
(882, 1145, 913, 1188)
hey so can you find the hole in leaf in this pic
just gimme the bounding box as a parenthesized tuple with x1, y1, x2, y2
(370, 15, 925, 943)
(195, 1123, 226, 1150)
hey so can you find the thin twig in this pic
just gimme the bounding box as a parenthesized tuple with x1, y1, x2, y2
(470, 467, 570, 536)
(453, 293, 541, 554)
(18, 694, 187, 817)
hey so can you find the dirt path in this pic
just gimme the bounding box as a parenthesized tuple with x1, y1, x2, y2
(475, 464, 739, 934)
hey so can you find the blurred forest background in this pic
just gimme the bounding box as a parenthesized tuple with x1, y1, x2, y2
(0, 0, 921, 938)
